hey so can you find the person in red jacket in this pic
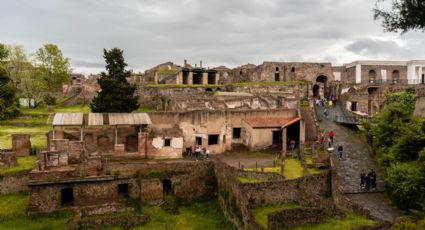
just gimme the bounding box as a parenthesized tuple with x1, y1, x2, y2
(329, 131, 335, 143)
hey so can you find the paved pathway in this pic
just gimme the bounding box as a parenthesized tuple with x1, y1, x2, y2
(316, 103, 399, 223)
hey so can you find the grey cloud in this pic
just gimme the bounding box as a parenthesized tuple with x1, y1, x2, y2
(346, 37, 410, 58)
(0, 0, 424, 73)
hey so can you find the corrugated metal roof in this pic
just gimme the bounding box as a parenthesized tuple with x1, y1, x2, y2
(88, 113, 103, 126)
(108, 113, 152, 125)
(52, 113, 84, 126)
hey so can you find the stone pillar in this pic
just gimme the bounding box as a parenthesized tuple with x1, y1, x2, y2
(138, 132, 148, 157)
(419, 66, 423, 84)
(12, 134, 31, 156)
(299, 119, 305, 144)
(215, 73, 220, 85)
(188, 71, 193, 85)
(154, 72, 159, 84)
(202, 72, 208, 85)
(177, 71, 183, 85)
(281, 127, 287, 176)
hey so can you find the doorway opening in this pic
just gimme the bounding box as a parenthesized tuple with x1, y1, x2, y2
(162, 179, 172, 194)
(61, 187, 74, 207)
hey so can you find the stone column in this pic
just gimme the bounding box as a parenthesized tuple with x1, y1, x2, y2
(419, 66, 423, 84)
(299, 119, 305, 144)
(138, 132, 148, 157)
(188, 71, 193, 85)
(202, 72, 208, 85)
(154, 72, 159, 84)
(177, 71, 183, 85)
(281, 128, 287, 176)
(215, 73, 220, 85)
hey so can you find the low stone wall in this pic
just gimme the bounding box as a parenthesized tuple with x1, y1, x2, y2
(330, 158, 373, 219)
(214, 159, 333, 229)
(69, 214, 148, 230)
(236, 170, 284, 181)
(0, 170, 30, 194)
(268, 207, 328, 229)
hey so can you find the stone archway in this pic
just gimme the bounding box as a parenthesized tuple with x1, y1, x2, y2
(315, 75, 328, 98)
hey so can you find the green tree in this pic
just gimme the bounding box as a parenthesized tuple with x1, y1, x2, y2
(4, 45, 46, 108)
(374, 0, 425, 32)
(90, 48, 139, 112)
(0, 44, 19, 119)
(0, 44, 9, 61)
(386, 162, 425, 211)
(35, 44, 71, 93)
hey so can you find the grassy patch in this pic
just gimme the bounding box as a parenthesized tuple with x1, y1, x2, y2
(133, 200, 235, 230)
(284, 158, 304, 180)
(290, 213, 377, 230)
(0, 193, 72, 230)
(307, 168, 327, 175)
(252, 203, 301, 229)
(134, 107, 156, 113)
(0, 156, 36, 175)
(237, 176, 270, 183)
(0, 125, 49, 149)
(53, 104, 90, 113)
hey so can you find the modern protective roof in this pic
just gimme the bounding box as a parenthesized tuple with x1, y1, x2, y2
(108, 113, 152, 125)
(52, 113, 151, 126)
(52, 113, 84, 126)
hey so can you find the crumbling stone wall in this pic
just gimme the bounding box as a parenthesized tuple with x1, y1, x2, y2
(214, 159, 332, 229)
(149, 109, 299, 154)
(248, 62, 334, 83)
(0, 171, 29, 194)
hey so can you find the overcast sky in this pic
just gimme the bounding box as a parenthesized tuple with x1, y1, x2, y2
(1, 0, 424, 74)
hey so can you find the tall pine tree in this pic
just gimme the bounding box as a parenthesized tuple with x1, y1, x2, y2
(90, 48, 139, 112)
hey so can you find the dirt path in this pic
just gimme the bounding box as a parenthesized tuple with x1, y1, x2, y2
(316, 103, 399, 223)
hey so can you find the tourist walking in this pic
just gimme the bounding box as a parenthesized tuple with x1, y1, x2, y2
(360, 171, 366, 188)
(324, 108, 329, 117)
(329, 131, 335, 143)
(337, 144, 344, 159)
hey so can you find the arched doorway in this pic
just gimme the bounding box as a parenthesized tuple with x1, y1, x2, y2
(368, 70, 376, 83)
(313, 84, 320, 98)
(392, 70, 399, 83)
(315, 75, 328, 98)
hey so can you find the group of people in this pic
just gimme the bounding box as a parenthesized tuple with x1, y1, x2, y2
(187, 145, 209, 161)
(360, 169, 377, 190)
(315, 95, 337, 117)
(322, 130, 345, 160)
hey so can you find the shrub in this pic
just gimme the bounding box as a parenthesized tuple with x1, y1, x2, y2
(43, 94, 56, 105)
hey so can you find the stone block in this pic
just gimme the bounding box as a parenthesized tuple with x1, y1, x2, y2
(114, 144, 125, 154)
(12, 134, 31, 156)
(0, 152, 17, 167)
(140, 179, 163, 205)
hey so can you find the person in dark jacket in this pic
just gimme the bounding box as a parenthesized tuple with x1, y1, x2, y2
(338, 144, 344, 159)
(360, 171, 366, 188)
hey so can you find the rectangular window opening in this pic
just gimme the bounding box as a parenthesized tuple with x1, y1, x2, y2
(164, 138, 171, 147)
(208, 134, 219, 145)
(232, 128, 241, 139)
